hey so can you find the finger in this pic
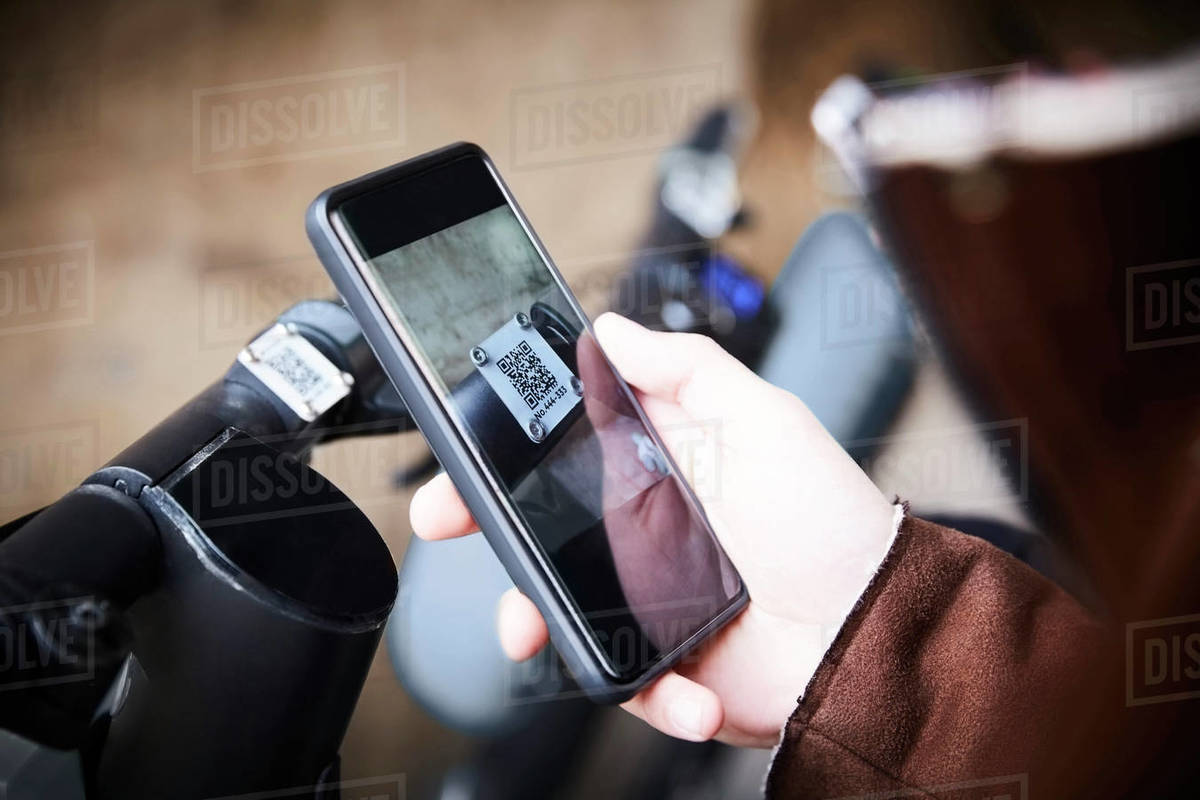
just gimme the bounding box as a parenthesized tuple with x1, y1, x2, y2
(496, 587, 549, 661)
(620, 670, 724, 742)
(592, 312, 754, 418)
(409, 472, 478, 541)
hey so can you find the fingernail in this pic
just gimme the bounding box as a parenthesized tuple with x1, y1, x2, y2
(668, 697, 705, 740)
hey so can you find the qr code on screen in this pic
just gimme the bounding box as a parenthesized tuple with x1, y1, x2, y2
(264, 345, 325, 398)
(498, 340, 559, 409)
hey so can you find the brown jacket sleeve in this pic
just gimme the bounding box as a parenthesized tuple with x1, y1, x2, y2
(765, 513, 1110, 799)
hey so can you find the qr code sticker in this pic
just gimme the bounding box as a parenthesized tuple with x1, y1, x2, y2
(497, 340, 559, 409)
(264, 345, 326, 398)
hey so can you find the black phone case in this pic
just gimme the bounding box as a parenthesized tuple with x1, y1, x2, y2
(306, 142, 747, 703)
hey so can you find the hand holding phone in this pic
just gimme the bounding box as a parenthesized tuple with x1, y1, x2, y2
(308, 144, 747, 703)
(413, 312, 899, 746)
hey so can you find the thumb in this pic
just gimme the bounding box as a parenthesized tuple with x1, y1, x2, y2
(621, 670, 724, 742)
(592, 312, 756, 419)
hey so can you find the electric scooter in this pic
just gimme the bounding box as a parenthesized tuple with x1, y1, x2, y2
(0, 300, 411, 799)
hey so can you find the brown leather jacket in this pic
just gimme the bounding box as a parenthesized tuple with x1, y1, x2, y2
(767, 513, 1109, 798)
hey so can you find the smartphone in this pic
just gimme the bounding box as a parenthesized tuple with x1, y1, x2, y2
(307, 143, 746, 702)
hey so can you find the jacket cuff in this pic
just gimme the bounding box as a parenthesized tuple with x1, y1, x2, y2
(806, 502, 905, 700)
(763, 503, 906, 781)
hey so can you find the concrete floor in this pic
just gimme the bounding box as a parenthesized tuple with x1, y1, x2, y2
(0, 0, 1029, 795)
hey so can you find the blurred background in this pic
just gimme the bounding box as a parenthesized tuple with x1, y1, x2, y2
(11, 0, 1189, 796)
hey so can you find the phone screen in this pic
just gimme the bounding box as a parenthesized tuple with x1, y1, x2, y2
(335, 154, 741, 679)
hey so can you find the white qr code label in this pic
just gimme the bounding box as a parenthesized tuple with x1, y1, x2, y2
(238, 322, 352, 422)
(473, 314, 581, 442)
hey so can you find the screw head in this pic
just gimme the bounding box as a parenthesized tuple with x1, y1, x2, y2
(470, 346, 488, 366)
(515, 311, 532, 329)
(570, 375, 584, 396)
(528, 419, 547, 442)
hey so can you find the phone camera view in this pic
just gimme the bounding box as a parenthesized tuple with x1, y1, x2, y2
(340, 157, 740, 679)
